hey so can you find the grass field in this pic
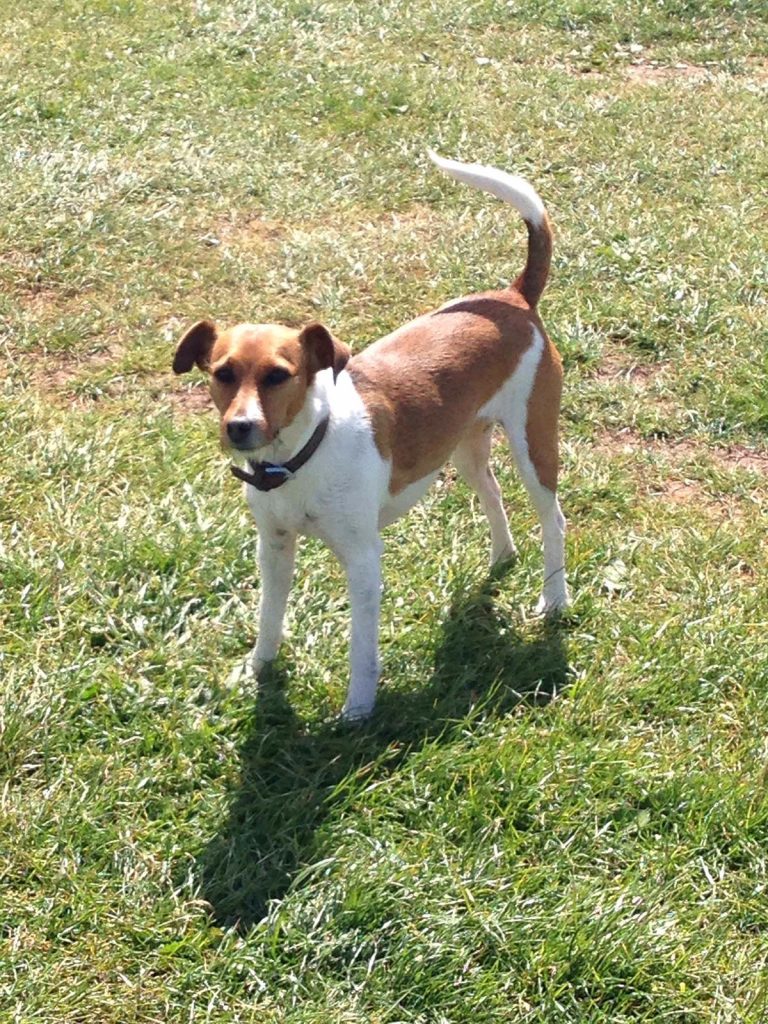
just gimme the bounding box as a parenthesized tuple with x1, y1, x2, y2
(2, 1, 768, 1021)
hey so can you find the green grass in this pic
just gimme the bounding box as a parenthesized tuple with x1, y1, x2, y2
(1, 1, 768, 1021)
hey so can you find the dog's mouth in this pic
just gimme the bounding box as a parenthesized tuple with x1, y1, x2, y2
(226, 432, 284, 469)
(228, 440, 269, 455)
(223, 421, 275, 455)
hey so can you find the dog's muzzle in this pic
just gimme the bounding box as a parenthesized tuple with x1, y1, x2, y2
(226, 417, 268, 451)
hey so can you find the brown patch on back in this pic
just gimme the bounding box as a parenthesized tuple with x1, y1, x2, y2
(349, 290, 537, 494)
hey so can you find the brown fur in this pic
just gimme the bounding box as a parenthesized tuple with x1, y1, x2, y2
(174, 181, 559, 496)
(525, 337, 563, 492)
(173, 319, 217, 373)
(208, 324, 305, 447)
(348, 290, 546, 494)
(514, 212, 553, 308)
(174, 321, 349, 448)
(174, 289, 559, 491)
(174, 296, 560, 497)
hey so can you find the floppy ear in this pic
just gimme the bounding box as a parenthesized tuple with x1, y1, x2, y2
(299, 322, 350, 382)
(173, 320, 218, 374)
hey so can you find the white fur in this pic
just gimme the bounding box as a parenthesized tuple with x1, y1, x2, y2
(242, 162, 566, 720)
(246, 341, 567, 718)
(246, 370, 391, 719)
(379, 471, 441, 528)
(428, 150, 545, 227)
(480, 327, 569, 612)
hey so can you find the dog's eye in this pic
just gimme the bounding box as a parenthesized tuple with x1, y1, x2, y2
(262, 368, 291, 387)
(213, 365, 236, 384)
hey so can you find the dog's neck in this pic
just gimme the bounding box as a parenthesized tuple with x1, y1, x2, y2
(261, 368, 334, 465)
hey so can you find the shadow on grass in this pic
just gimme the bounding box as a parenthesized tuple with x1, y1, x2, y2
(197, 573, 573, 930)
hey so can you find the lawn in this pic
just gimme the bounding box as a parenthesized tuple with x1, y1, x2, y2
(1, 1, 767, 1021)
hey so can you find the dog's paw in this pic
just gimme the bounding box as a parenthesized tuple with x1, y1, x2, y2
(250, 647, 275, 676)
(490, 540, 518, 567)
(534, 592, 570, 618)
(490, 545, 518, 577)
(340, 704, 374, 724)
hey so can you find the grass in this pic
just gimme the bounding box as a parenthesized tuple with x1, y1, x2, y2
(1, 0, 767, 1021)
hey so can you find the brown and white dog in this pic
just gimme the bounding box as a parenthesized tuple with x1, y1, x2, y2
(173, 152, 569, 718)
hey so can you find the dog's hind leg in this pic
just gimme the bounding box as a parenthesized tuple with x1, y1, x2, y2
(452, 422, 516, 567)
(501, 334, 569, 614)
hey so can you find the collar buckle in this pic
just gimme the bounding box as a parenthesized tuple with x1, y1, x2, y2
(262, 464, 294, 479)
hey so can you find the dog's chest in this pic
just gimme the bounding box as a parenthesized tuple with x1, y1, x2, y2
(246, 480, 329, 537)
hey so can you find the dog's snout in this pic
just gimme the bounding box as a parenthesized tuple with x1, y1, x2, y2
(227, 417, 258, 446)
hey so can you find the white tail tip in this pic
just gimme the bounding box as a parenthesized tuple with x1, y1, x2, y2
(428, 149, 545, 228)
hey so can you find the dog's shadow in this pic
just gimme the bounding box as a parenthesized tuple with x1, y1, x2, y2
(197, 574, 572, 930)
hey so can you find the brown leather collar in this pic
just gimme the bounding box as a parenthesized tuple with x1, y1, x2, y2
(230, 415, 330, 492)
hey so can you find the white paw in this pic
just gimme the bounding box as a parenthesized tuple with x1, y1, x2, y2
(491, 541, 518, 567)
(341, 700, 375, 723)
(250, 647, 275, 676)
(534, 592, 570, 617)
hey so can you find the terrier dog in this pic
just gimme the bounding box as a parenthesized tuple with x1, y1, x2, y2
(173, 152, 568, 718)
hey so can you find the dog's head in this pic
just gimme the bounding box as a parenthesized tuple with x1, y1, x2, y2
(173, 320, 350, 454)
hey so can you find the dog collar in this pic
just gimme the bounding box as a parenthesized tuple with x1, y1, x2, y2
(229, 415, 330, 492)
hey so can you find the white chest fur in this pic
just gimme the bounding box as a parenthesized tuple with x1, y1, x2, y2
(244, 370, 393, 543)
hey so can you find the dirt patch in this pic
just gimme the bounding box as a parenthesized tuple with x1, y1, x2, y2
(213, 203, 440, 254)
(591, 351, 661, 389)
(385, 203, 439, 230)
(169, 385, 213, 415)
(27, 345, 121, 390)
(594, 428, 766, 516)
(658, 478, 706, 505)
(597, 429, 768, 476)
(718, 445, 768, 475)
(624, 58, 768, 87)
(27, 344, 214, 414)
(15, 285, 90, 320)
(567, 58, 768, 88)
(648, 471, 753, 521)
(19, 286, 60, 310)
(625, 62, 712, 85)
(212, 214, 286, 251)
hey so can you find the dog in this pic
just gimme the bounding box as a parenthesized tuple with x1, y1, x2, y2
(173, 152, 569, 719)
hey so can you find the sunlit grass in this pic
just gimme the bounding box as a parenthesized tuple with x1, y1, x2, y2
(1, 1, 767, 1021)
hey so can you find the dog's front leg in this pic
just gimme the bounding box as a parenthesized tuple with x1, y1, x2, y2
(251, 527, 297, 674)
(339, 539, 383, 721)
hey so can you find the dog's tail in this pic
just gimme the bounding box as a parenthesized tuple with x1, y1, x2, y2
(428, 150, 552, 308)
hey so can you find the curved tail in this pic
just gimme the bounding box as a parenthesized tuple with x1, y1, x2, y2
(428, 150, 552, 308)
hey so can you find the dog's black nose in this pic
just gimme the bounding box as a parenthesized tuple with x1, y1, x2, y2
(227, 418, 255, 445)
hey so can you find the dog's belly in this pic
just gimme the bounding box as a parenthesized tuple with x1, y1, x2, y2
(378, 470, 440, 528)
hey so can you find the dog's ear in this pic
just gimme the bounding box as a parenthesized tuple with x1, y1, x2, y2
(299, 322, 350, 382)
(173, 320, 218, 374)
